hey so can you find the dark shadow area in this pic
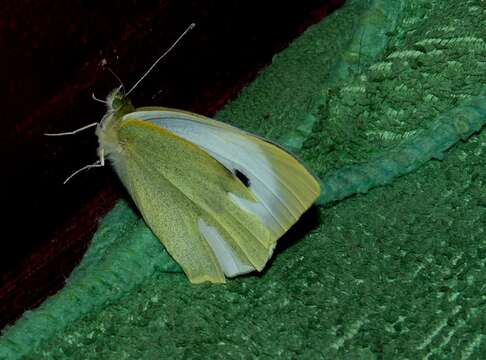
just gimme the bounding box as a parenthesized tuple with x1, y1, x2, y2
(1, 0, 345, 329)
(257, 204, 322, 279)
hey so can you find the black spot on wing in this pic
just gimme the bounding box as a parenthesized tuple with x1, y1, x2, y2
(234, 169, 250, 187)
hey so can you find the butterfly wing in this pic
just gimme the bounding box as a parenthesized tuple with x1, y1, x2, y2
(113, 119, 277, 283)
(126, 107, 321, 236)
(113, 109, 320, 284)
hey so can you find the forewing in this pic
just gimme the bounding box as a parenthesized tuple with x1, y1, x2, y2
(124, 108, 321, 238)
(114, 119, 274, 283)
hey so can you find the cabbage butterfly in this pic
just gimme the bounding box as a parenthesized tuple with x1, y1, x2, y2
(47, 24, 320, 283)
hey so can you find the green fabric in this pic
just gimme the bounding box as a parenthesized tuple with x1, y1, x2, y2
(2, 0, 486, 358)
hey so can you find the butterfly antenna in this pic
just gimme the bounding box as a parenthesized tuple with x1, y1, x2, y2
(125, 22, 196, 96)
(106, 67, 125, 89)
(91, 66, 124, 103)
(44, 122, 99, 136)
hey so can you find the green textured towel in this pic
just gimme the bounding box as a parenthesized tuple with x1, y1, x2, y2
(2, 0, 486, 358)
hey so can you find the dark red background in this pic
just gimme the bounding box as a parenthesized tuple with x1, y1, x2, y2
(1, 0, 343, 329)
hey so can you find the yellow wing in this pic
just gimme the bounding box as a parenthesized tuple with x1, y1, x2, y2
(111, 110, 319, 283)
(126, 108, 320, 235)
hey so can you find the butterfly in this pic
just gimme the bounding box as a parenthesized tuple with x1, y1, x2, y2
(47, 23, 320, 284)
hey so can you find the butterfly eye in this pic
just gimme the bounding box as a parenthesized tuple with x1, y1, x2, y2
(234, 169, 250, 188)
(111, 93, 126, 110)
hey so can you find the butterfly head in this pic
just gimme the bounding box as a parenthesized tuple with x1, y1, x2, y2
(106, 86, 133, 114)
(96, 87, 135, 160)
